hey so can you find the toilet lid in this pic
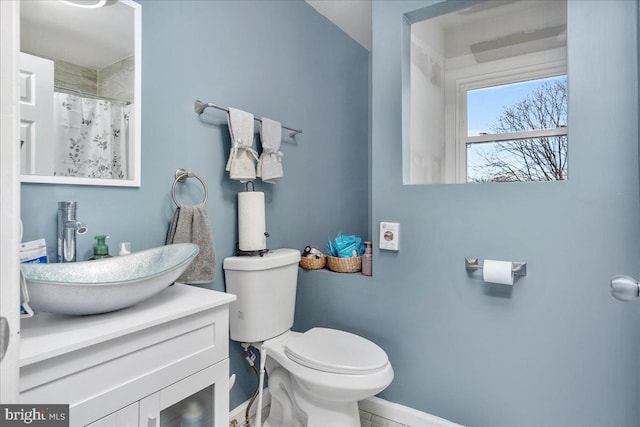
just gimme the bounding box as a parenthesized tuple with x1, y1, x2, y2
(284, 328, 388, 375)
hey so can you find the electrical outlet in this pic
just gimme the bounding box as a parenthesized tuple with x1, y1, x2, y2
(379, 222, 400, 251)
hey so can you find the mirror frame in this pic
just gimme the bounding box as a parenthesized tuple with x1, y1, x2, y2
(20, 0, 141, 187)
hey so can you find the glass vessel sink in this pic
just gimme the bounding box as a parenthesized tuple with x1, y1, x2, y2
(21, 243, 199, 315)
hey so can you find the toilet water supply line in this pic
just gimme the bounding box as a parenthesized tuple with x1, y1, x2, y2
(242, 344, 259, 426)
(241, 342, 268, 426)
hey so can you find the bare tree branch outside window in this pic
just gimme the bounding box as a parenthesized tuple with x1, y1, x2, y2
(469, 77, 568, 182)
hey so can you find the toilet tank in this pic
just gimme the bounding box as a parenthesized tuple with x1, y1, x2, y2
(223, 249, 301, 343)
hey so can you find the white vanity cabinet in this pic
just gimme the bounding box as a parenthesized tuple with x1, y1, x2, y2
(19, 284, 236, 427)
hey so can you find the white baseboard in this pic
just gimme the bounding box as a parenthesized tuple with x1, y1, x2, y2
(229, 390, 461, 427)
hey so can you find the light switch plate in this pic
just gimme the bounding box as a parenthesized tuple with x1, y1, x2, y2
(379, 222, 400, 251)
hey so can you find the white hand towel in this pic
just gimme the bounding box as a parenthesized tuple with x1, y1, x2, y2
(225, 108, 258, 182)
(257, 118, 283, 184)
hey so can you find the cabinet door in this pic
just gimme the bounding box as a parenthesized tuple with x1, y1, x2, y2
(86, 403, 138, 427)
(139, 361, 229, 427)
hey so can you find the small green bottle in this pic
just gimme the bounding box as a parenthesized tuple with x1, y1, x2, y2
(89, 235, 112, 260)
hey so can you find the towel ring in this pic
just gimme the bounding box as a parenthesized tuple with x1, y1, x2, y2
(172, 168, 208, 207)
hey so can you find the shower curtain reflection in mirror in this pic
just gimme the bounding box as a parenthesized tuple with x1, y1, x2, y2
(53, 92, 130, 179)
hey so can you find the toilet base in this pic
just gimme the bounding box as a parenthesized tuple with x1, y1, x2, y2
(263, 365, 361, 427)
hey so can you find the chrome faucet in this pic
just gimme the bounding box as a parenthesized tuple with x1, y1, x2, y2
(57, 202, 88, 263)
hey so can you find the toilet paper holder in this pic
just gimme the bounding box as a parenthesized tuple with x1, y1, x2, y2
(465, 257, 527, 276)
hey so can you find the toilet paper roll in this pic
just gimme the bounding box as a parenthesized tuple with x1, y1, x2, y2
(238, 191, 267, 251)
(482, 259, 514, 285)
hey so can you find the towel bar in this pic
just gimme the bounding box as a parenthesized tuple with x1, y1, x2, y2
(194, 100, 302, 138)
(172, 168, 208, 207)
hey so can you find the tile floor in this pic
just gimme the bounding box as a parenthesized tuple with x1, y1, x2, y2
(360, 409, 410, 427)
(232, 405, 410, 426)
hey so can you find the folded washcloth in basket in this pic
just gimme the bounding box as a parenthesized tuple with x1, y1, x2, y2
(257, 118, 283, 184)
(166, 204, 216, 284)
(326, 233, 365, 258)
(225, 108, 258, 182)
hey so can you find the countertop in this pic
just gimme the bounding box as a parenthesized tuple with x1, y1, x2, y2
(20, 284, 236, 366)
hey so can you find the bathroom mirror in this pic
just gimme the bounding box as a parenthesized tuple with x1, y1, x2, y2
(19, 0, 141, 187)
(403, 0, 567, 184)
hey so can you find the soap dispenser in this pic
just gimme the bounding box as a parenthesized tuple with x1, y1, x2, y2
(362, 241, 372, 276)
(89, 235, 112, 260)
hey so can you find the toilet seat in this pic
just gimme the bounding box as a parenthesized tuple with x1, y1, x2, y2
(284, 327, 388, 375)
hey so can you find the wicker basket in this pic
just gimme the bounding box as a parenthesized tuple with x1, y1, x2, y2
(300, 255, 327, 270)
(327, 256, 362, 273)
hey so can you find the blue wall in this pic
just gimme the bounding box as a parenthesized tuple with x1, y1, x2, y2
(20, 0, 369, 410)
(296, 1, 640, 426)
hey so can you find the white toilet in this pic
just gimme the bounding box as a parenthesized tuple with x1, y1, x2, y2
(223, 248, 394, 427)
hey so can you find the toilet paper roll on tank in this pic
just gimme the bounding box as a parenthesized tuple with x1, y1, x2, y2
(238, 191, 267, 251)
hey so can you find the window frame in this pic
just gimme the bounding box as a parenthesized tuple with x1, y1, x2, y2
(444, 48, 568, 183)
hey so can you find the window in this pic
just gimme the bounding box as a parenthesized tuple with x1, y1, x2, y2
(403, 0, 568, 185)
(464, 75, 568, 183)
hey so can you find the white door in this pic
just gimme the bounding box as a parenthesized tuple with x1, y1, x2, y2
(19, 52, 54, 176)
(0, 0, 22, 404)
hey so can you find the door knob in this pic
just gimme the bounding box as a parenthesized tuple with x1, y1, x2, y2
(610, 275, 640, 301)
